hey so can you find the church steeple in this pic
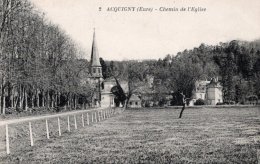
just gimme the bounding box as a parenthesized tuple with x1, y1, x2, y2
(90, 29, 102, 78)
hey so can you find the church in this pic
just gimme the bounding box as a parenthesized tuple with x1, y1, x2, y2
(87, 30, 128, 108)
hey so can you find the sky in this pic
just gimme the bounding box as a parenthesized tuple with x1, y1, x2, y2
(30, 0, 260, 61)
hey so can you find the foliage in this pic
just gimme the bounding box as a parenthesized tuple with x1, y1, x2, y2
(194, 99, 205, 105)
(102, 40, 260, 105)
(0, 0, 93, 114)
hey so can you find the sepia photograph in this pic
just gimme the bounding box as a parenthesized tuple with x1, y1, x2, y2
(0, 0, 260, 163)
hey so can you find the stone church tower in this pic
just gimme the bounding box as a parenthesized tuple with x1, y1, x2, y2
(90, 29, 102, 78)
(88, 29, 126, 108)
(90, 29, 103, 107)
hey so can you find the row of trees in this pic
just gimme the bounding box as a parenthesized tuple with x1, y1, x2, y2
(0, 0, 94, 115)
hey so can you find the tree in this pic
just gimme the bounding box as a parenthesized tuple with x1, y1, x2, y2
(0, 0, 94, 115)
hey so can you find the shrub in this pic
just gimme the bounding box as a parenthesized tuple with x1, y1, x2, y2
(216, 102, 224, 105)
(194, 99, 205, 105)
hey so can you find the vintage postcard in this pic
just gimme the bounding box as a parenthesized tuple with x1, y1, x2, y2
(0, 0, 259, 163)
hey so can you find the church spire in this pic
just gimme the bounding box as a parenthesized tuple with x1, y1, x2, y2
(90, 29, 102, 78)
(90, 28, 101, 67)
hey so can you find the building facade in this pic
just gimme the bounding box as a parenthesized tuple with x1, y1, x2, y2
(88, 30, 127, 108)
(128, 94, 142, 108)
(205, 78, 223, 105)
(88, 29, 103, 107)
(191, 78, 223, 106)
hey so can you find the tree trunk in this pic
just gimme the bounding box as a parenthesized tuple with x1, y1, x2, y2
(74, 95, 77, 109)
(24, 90, 28, 111)
(67, 94, 70, 109)
(0, 84, 2, 114)
(2, 94, 5, 115)
(14, 89, 18, 108)
(46, 90, 49, 108)
(10, 88, 13, 108)
(55, 93, 58, 107)
(42, 91, 45, 107)
(19, 85, 23, 108)
(0, 95, 2, 114)
(36, 91, 39, 107)
(179, 93, 186, 118)
(31, 95, 34, 108)
(57, 92, 60, 106)
(179, 104, 185, 118)
(51, 92, 54, 108)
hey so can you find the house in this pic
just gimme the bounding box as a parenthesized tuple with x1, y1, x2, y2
(190, 80, 210, 106)
(100, 79, 116, 108)
(100, 78, 128, 107)
(194, 80, 211, 100)
(205, 78, 223, 105)
(128, 94, 142, 108)
(190, 78, 223, 106)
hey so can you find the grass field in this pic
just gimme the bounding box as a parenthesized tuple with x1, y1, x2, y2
(0, 107, 260, 163)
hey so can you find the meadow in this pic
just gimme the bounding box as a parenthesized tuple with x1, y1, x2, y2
(0, 107, 259, 163)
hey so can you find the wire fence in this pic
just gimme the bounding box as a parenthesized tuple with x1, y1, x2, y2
(0, 107, 124, 155)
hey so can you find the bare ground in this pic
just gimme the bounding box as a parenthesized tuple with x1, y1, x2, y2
(0, 107, 259, 163)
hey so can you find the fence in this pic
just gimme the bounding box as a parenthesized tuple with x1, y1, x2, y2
(0, 107, 124, 155)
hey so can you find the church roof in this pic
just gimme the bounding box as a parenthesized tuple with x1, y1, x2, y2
(90, 29, 101, 67)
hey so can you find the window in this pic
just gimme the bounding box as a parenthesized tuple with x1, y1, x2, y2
(92, 68, 96, 73)
(130, 102, 132, 105)
(136, 102, 138, 105)
(98, 68, 101, 73)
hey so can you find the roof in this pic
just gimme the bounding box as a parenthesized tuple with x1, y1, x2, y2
(129, 94, 141, 101)
(207, 78, 222, 88)
(195, 80, 211, 87)
(90, 29, 101, 67)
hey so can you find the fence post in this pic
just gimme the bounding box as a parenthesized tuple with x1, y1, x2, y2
(98, 112, 100, 122)
(87, 113, 90, 125)
(67, 116, 70, 132)
(100, 111, 102, 120)
(91, 112, 94, 122)
(58, 117, 61, 136)
(74, 115, 77, 129)
(6, 124, 10, 154)
(81, 113, 85, 127)
(29, 122, 34, 146)
(46, 119, 50, 139)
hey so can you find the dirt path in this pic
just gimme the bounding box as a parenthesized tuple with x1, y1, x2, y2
(0, 107, 108, 127)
